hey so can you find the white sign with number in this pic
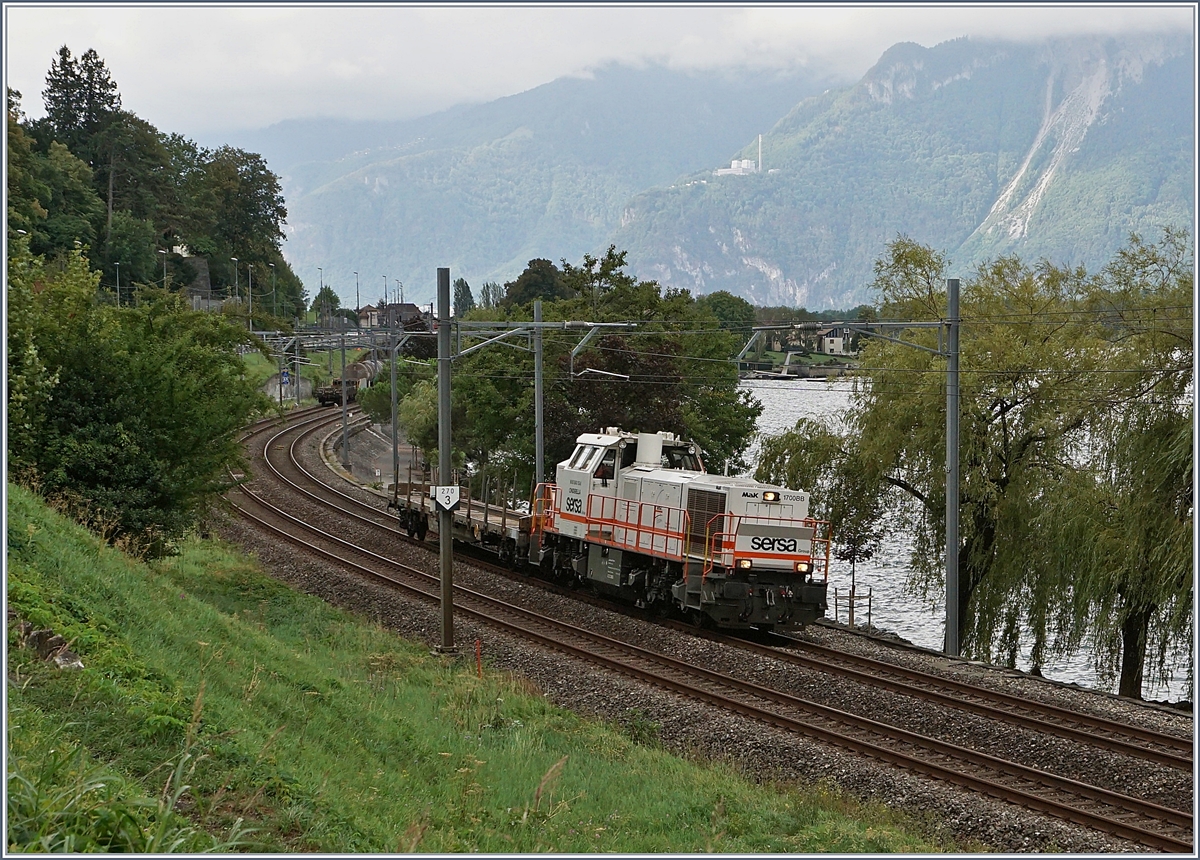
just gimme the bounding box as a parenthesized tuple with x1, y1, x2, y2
(432, 485, 460, 511)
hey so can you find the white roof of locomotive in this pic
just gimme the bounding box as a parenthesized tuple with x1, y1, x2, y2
(620, 464, 788, 495)
(575, 431, 627, 447)
(574, 429, 687, 448)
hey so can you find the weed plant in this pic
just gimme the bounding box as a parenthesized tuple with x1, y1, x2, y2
(6, 483, 946, 852)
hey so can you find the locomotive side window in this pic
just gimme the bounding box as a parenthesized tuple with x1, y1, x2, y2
(594, 449, 617, 480)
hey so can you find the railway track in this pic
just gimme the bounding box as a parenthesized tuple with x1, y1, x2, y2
(697, 628, 1193, 772)
(229, 409, 1194, 852)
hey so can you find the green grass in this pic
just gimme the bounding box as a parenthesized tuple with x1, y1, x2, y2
(6, 483, 949, 852)
(239, 352, 281, 391)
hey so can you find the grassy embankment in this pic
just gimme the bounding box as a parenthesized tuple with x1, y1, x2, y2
(6, 483, 950, 852)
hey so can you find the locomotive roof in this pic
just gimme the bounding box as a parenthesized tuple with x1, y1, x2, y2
(621, 465, 804, 499)
(574, 430, 688, 447)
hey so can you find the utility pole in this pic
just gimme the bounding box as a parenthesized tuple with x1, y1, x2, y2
(777, 278, 962, 656)
(945, 278, 961, 657)
(435, 267, 456, 653)
(391, 332, 400, 502)
(340, 334, 351, 471)
(534, 299, 545, 487)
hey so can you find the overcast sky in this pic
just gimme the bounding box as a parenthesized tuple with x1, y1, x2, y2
(4, 3, 1194, 142)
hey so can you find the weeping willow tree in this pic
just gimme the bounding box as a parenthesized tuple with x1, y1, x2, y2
(1036, 229, 1193, 697)
(757, 230, 1193, 699)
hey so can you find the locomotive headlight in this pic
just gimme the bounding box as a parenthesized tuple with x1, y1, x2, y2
(762, 491, 780, 502)
(736, 558, 753, 570)
(794, 561, 811, 574)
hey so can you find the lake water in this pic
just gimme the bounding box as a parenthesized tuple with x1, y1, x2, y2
(742, 378, 1191, 702)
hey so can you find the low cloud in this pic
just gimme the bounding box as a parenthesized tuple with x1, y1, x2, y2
(5, 5, 1190, 138)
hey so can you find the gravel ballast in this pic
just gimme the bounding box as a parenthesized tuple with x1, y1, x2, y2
(211, 419, 1193, 853)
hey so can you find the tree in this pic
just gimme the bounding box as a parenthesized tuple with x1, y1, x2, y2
(39, 46, 121, 155)
(204, 145, 287, 262)
(755, 232, 1193, 698)
(478, 281, 502, 309)
(88, 110, 173, 246)
(560, 245, 637, 314)
(33, 141, 106, 256)
(6, 236, 58, 476)
(452, 277, 475, 315)
(313, 285, 340, 325)
(502, 258, 572, 307)
(7, 90, 50, 243)
(357, 361, 434, 426)
(101, 210, 158, 288)
(10, 247, 264, 551)
(697, 290, 757, 343)
(1037, 229, 1193, 697)
(386, 248, 760, 515)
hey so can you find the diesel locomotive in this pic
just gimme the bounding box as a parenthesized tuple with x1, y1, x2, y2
(530, 428, 830, 631)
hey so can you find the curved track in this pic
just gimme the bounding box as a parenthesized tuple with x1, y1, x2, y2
(228, 409, 1194, 853)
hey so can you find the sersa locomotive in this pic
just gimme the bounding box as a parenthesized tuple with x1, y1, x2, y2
(531, 428, 830, 631)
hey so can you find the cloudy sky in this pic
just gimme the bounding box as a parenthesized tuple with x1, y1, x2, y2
(4, 4, 1193, 142)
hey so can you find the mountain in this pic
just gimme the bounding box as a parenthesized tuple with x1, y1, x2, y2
(612, 34, 1194, 309)
(250, 64, 842, 306)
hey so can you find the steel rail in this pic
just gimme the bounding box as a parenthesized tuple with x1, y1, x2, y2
(227, 430, 1193, 852)
(697, 629, 1193, 769)
(243, 411, 1194, 778)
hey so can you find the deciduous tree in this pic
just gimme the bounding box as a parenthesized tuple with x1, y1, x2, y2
(756, 232, 1193, 698)
(452, 276, 475, 315)
(11, 248, 265, 551)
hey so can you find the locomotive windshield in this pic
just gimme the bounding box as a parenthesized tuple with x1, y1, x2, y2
(567, 444, 602, 471)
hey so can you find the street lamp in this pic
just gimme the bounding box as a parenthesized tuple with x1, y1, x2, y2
(158, 249, 168, 287)
(269, 262, 276, 316)
(248, 263, 254, 319)
(231, 257, 239, 303)
(318, 267, 324, 327)
(353, 271, 360, 328)
(383, 274, 388, 326)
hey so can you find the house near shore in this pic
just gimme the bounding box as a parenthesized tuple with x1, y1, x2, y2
(358, 302, 429, 329)
(815, 326, 852, 356)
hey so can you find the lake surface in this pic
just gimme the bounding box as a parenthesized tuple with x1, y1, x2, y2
(742, 378, 1191, 702)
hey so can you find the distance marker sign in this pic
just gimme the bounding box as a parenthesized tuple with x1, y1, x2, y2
(432, 485, 460, 512)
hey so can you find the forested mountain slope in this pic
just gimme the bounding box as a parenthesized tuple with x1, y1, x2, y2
(262, 64, 839, 304)
(613, 34, 1193, 308)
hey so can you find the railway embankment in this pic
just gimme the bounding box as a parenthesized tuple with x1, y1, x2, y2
(5, 482, 947, 853)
